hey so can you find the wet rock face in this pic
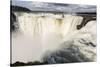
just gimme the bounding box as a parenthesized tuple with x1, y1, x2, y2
(76, 13, 96, 30)
(11, 12, 16, 32)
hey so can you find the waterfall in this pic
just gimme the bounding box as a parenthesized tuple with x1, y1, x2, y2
(17, 13, 83, 37)
(12, 12, 96, 63)
(17, 12, 83, 51)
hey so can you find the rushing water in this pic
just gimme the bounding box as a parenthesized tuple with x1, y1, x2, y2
(12, 12, 96, 64)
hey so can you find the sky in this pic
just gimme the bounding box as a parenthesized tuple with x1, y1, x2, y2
(11, 0, 96, 13)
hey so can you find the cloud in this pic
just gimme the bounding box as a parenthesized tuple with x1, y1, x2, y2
(11, 1, 96, 13)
